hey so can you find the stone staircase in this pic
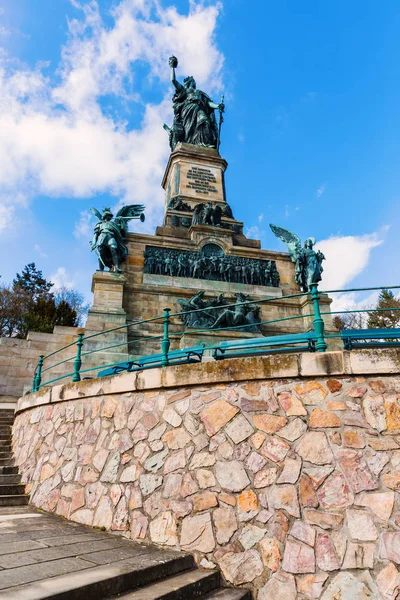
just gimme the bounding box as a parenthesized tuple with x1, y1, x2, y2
(0, 408, 29, 507)
(0, 411, 250, 599)
(0, 506, 251, 600)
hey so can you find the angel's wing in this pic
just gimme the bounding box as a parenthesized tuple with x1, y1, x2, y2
(115, 205, 145, 222)
(269, 224, 301, 262)
(193, 203, 205, 216)
(90, 207, 103, 221)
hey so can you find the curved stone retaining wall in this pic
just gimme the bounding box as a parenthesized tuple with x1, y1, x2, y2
(13, 350, 400, 599)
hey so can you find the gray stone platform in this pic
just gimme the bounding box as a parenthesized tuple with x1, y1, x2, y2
(0, 507, 251, 600)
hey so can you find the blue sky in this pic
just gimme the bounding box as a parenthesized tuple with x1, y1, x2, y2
(0, 0, 399, 310)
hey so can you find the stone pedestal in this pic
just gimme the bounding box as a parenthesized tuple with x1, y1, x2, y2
(86, 271, 127, 332)
(84, 272, 129, 369)
(162, 143, 228, 208)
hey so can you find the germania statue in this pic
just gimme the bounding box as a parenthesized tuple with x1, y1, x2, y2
(164, 56, 225, 151)
(90, 205, 145, 273)
(270, 224, 325, 292)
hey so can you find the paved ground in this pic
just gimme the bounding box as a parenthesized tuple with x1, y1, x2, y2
(0, 506, 193, 599)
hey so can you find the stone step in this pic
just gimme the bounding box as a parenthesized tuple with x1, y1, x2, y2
(0, 465, 18, 474)
(0, 448, 12, 456)
(1, 552, 196, 599)
(0, 455, 13, 462)
(0, 439, 12, 446)
(0, 474, 22, 484)
(0, 483, 26, 495)
(202, 589, 252, 600)
(107, 569, 220, 599)
(0, 418, 14, 424)
(0, 458, 14, 466)
(0, 494, 29, 506)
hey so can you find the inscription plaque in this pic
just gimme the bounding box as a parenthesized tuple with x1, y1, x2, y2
(186, 167, 218, 195)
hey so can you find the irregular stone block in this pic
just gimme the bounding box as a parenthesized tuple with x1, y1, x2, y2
(362, 394, 387, 432)
(316, 532, 341, 571)
(342, 541, 375, 569)
(293, 381, 328, 404)
(354, 490, 394, 520)
(215, 460, 250, 492)
(268, 484, 300, 518)
(213, 506, 237, 544)
(336, 448, 378, 493)
(150, 510, 178, 546)
(282, 539, 315, 574)
(219, 550, 263, 586)
(200, 400, 239, 436)
(253, 414, 287, 434)
(254, 467, 278, 488)
(277, 417, 307, 441)
(261, 436, 290, 463)
(258, 572, 296, 600)
(277, 392, 307, 416)
(299, 474, 319, 508)
(346, 508, 378, 541)
(317, 472, 354, 509)
(321, 572, 379, 600)
(296, 432, 334, 465)
(380, 532, 400, 564)
(238, 489, 258, 512)
(225, 414, 254, 443)
(291, 521, 316, 547)
(297, 574, 329, 599)
(277, 458, 302, 484)
(305, 510, 344, 530)
(259, 537, 280, 571)
(180, 513, 215, 553)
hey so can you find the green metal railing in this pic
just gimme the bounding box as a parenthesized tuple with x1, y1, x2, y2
(31, 284, 400, 392)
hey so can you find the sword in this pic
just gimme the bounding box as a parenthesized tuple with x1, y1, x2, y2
(90, 242, 106, 269)
(217, 95, 224, 152)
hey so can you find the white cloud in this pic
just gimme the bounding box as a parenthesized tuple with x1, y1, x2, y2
(0, 0, 224, 233)
(258, 213, 264, 223)
(74, 210, 94, 240)
(317, 232, 383, 313)
(317, 232, 382, 290)
(50, 267, 75, 290)
(34, 244, 48, 258)
(245, 225, 262, 240)
(316, 184, 325, 197)
(0, 203, 16, 232)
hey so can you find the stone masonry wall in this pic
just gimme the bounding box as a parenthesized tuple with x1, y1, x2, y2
(12, 352, 400, 599)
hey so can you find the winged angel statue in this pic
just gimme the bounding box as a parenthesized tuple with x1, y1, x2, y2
(90, 205, 145, 273)
(270, 224, 325, 292)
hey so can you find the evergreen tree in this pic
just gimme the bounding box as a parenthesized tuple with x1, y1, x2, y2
(1, 264, 79, 337)
(23, 297, 78, 333)
(13, 263, 53, 300)
(367, 289, 400, 329)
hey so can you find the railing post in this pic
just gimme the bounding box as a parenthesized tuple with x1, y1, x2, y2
(311, 284, 327, 352)
(72, 333, 84, 382)
(161, 308, 171, 367)
(32, 355, 44, 392)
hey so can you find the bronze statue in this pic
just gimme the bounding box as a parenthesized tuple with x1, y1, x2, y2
(90, 205, 145, 273)
(270, 224, 325, 292)
(178, 292, 260, 332)
(164, 56, 225, 151)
